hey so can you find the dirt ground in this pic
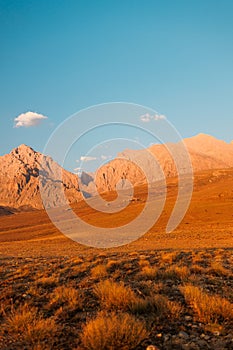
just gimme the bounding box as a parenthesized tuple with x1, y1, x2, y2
(0, 169, 232, 349)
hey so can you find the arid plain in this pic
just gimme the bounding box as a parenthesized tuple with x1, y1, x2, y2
(0, 136, 233, 350)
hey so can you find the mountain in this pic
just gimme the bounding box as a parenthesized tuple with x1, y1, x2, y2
(184, 133, 233, 167)
(93, 134, 233, 193)
(1, 134, 233, 210)
(0, 144, 82, 209)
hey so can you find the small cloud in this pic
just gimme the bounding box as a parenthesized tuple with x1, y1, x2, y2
(14, 111, 48, 128)
(140, 113, 151, 122)
(153, 113, 166, 121)
(101, 155, 112, 160)
(101, 155, 108, 160)
(140, 112, 166, 123)
(80, 156, 97, 162)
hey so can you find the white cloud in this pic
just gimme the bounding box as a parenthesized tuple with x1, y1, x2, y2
(140, 113, 151, 122)
(14, 111, 48, 128)
(140, 113, 166, 123)
(80, 156, 97, 162)
(101, 155, 112, 160)
(153, 113, 166, 121)
(101, 155, 108, 160)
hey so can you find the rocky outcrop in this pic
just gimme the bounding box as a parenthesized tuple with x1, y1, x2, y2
(0, 206, 15, 216)
(0, 144, 82, 209)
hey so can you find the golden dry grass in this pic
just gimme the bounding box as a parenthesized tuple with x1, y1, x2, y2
(91, 264, 108, 278)
(138, 265, 158, 280)
(49, 285, 83, 311)
(208, 261, 229, 276)
(181, 284, 233, 324)
(0, 247, 233, 349)
(80, 312, 148, 350)
(94, 280, 137, 311)
(36, 274, 59, 287)
(130, 294, 183, 321)
(4, 304, 58, 348)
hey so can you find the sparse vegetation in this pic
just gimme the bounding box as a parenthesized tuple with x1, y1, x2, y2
(0, 249, 233, 349)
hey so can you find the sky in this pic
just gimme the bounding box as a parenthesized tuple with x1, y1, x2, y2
(0, 0, 233, 172)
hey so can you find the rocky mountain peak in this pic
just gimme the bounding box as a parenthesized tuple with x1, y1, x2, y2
(0, 145, 82, 209)
(11, 144, 36, 157)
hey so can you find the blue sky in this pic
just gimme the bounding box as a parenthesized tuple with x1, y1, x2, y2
(1, 0, 233, 172)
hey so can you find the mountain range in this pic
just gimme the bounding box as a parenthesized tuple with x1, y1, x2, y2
(0, 133, 233, 210)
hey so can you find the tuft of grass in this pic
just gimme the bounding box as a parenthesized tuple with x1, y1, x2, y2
(158, 265, 189, 281)
(94, 280, 137, 311)
(208, 261, 229, 276)
(4, 304, 57, 347)
(166, 300, 184, 319)
(91, 264, 108, 278)
(80, 312, 148, 350)
(138, 266, 158, 280)
(131, 294, 183, 320)
(138, 258, 150, 268)
(130, 294, 168, 317)
(190, 264, 205, 274)
(36, 275, 59, 288)
(15, 266, 31, 278)
(160, 251, 177, 264)
(70, 257, 84, 265)
(49, 285, 82, 312)
(181, 284, 233, 325)
(106, 260, 121, 271)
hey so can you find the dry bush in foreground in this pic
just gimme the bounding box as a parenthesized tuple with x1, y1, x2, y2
(80, 312, 148, 350)
(181, 284, 233, 325)
(94, 280, 137, 311)
(4, 304, 57, 347)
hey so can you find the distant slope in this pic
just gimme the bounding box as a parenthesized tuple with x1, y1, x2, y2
(184, 133, 233, 167)
(93, 134, 233, 193)
(0, 168, 233, 251)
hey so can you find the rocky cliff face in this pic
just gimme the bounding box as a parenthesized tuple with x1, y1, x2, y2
(0, 144, 82, 209)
